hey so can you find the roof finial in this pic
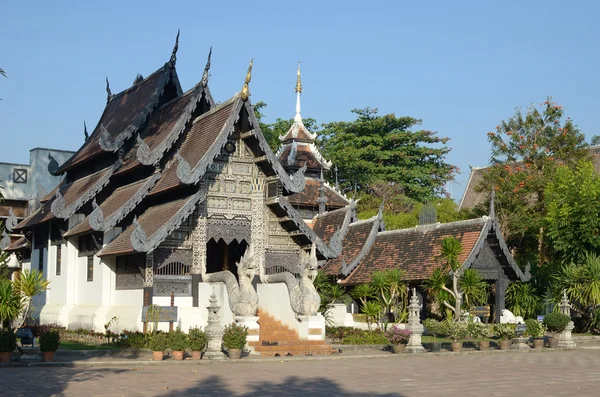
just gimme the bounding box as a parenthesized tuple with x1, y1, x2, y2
(294, 62, 302, 122)
(201, 46, 212, 88)
(317, 166, 327, 215)
(334, 165, 339, 191)
(105, 77, 112, 102)
(489, 186, 496, 219)
(240, 58, 253, 102)
(84, 121, 89, 141)
(169, 29, 180, 67)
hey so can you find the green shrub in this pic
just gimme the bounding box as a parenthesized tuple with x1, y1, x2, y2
(0, 329, 17, 352)
(467, 321, 489, 340)
(223, 323, 248, 350)
(543, 313, 570, 333)
(342, 331, 388, 345)
(116, 330, 148, 348)
(423, 318, 447, 340)
(493, 323, 516, 340)
(446, 321, 468, 342)
(352, 313, 367, 323)
(525, 319, 545, 338)
(148, 332, 168, 352)
(39, 330, 61, 352)
(188, 327, 207, 351)
(168, 330, 188, 351)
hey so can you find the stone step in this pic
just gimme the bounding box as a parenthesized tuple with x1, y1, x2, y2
(249, 339, 329, 346)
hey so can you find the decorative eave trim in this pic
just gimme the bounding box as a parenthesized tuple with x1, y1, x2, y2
(51, 162, 122, 219)
(47, 152, 61, 176)
(130, 188, 208, 253)
(278, 120, 317, 142)
(340, 206, 384, 277)
(242, 101, 306, 194)
(5, 208, 18, 232)
(89, 172, 161, 232)
(137, 85, 212, 166)
(175, 97, 243, 185)
(0, 230, 10, 250)
(462, 217, 531, 282)
(98, 64, 173, 153)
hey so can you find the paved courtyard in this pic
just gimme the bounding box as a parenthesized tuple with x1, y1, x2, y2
(1, 349, 599, 397)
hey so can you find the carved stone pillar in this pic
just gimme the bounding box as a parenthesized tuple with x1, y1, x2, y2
(142, 251, 154, 333)
(250, 177, 265, 273)
(495, 274, 509, 323)
(406, 288, 425, 354)
(191, 204, 207, 307)
(558, 290, 576, 349)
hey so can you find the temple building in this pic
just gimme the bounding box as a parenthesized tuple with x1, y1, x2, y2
(1, 37, 530, 356)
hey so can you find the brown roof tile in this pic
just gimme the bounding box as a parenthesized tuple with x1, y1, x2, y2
(14, 198, 56, 230)
(321, 219, 376, 276)
(59, 166, 112, 209)
(288, 178, 348, 209)
(278, 144, 322, 171)
(312, 207, 348, 244)
(342, 218, 487, 285)
(280, 122, 315, 143)
(58, 66, 171, 173)
(98, 196, 189, 256)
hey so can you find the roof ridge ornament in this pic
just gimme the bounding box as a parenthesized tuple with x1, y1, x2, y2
(169, 29, 180, 67)
(84, 121, 89, 141)
(294, 62, 302, 122)
(105, 77, 112, 102)
(201, 47, 212, 88)
(47, 152, 59, 176)
(240, 58, 253, 102)
(489, 186, 496, 219)
(5, 208, 18, 232)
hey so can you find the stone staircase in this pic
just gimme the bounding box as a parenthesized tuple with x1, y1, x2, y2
(249, 310, 335, 356)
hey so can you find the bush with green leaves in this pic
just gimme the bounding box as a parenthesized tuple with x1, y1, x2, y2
(168, 330, 188, 351)
(39, 329, 61, 352)
(148, 332, 168, 352)
(0, 328, 17, 352)
(115, 330, 148, 348)
(326, 326, 388, 345)
(188, 327, 207, 351)
(493, 323, 516, 340)
(543, 313, 570, 333)
(467, 321, 489, 340)
(423, 318, 446, 342)
(525, 319, 545, 339)
(223, 323, 248, 350)
(445, 321, 468, 342)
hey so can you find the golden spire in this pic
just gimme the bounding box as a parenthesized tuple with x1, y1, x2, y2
(241, 58, 253, 101)
(295, 62, 302, 93)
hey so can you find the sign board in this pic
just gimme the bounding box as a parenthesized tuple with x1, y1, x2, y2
(142, 306, 178, 323)
(537, 315, 545, 322)
(470, 306, 490, 317)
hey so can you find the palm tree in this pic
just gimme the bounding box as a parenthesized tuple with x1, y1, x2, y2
(459, 268, 489, 308)
(361, 300, 382, 331)
(350, 284, 376, 308)
(13, 270, 50, 328)
(438, 236, 464, 321)
(370, 269, 407, 323)
(0, 279, 22, 328)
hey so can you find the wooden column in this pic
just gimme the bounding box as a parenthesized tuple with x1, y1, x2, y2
(142, 251, 154, 333)
(495, 273, 509, 323)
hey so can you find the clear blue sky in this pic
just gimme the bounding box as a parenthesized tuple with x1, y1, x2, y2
(1, 0, 598, 200)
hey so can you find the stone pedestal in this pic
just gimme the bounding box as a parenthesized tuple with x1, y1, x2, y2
(406, 288, 425, 354)
(235, 315, 260, 354)
(558, 322, 577, 349)
(297, 314, 325, 341)
(204, 290, 226, 360)
(510, 337, 530, 350)
(18, 348, 42, 362)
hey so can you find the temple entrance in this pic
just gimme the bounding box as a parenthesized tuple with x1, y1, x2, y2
(206, 238, 248, 277)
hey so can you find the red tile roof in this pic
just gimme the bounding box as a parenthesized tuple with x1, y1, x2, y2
(312, 207, 348, 244)
(287, 178, 348, 209)
(14, 198, 56, 230)
(342, 218, 487, 285)
(321, 218, 377, 276)
(278, 144, 322, 171)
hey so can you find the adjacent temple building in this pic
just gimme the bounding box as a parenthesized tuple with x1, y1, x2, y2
(1, 36, 530, 355)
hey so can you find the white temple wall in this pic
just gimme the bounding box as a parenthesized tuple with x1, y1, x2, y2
(257, 283, 298, 331)
(46, 243, 67, 304)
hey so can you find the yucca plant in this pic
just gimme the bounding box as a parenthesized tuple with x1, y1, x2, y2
(0, 280, 22, 328)
(13, 270, 50, 328)
(361, 300, 382, 331)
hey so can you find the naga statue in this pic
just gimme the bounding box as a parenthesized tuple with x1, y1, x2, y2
(202, 244, 259, 317)
(260, 244, 321, 318)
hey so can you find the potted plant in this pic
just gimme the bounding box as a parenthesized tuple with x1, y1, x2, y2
(446, 321, 468, 352)
(493, 323, 515, 350)
(0, 329, 17, 362)
(149, 332, 168, 361)
(168, 330, 188, 360)
(384, 326, 411, 354)
(39, 329, 61, 362)
(468, 321, 490, 350)
(542, 313, 570, 348)
(188, 327, 207, 360)
(525, 319, 546, 349)
(223, 323, 248, 359)
(423, 319, 444, 352)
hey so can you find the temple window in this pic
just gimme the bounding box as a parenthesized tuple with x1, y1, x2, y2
(87, 256, 94, 282)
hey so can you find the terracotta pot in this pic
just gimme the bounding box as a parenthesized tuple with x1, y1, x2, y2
(228, 348, 242, 359)
(532, 338, 544, 349)
(499, 339, 511, 350)
(42, 352, 55, 362)
(0, 352, 11, 362)
(191, 351, 202, 360)
(430, 342, 442, 353)
(548, 337, 559, 348)
(152, 351, 164, 361)
(451, 342, 462, 352)
(478, 340, 490, 351)
(392, 344, 405, 354)
(172, 350, 184, 360)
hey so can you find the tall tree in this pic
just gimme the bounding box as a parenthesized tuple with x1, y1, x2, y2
(320, 108, 456, 201)
(478, 97, 588, 265)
